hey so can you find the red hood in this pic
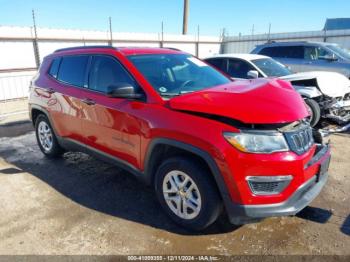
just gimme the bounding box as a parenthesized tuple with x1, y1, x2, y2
(168, 78, 308, 124)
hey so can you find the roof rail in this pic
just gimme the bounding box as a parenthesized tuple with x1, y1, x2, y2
(164, 47, 182, 51)
(264, 40, 309, 44)
(54, 45, 118, 53)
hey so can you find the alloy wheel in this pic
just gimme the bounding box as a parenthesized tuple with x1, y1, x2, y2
(162, 170, 202, 220)
(38, 121, 53, 152)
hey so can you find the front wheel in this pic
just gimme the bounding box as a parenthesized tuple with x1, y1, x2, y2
(305, 99, 321, 127)
(155, 157, 222, 231)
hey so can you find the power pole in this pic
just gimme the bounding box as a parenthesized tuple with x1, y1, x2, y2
(109, 17, 113, 46)
(182, 0, 189, 34)
(32, 9, 40, 68)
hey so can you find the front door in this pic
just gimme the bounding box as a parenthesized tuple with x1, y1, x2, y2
(80, 55, 142, 168)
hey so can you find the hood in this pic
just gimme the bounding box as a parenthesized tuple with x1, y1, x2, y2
(280, 71, 350, 97)
(168, 78, 308, 124)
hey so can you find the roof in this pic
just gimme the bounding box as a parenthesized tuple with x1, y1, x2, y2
(54, 45, 184, 56)
(205, 53, 268, 61)
(324, 18, 350, 31)
(256, 41, 336, 47)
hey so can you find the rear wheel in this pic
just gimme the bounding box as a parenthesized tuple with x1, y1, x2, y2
(305, 99, 321, 127)
(155, 157, 222, 231)
(35, 114, 64, 158)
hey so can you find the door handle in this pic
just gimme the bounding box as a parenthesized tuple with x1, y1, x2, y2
(81, 98, 96, 105)
(45, 88, 55, 94)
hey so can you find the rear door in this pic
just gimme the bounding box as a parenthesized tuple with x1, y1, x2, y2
(43, 55, 89, 143)
(80, 54, 142, 168)
(259, 46, 304, 72)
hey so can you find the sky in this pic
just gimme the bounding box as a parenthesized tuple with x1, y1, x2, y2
(0, 0, 349, 36)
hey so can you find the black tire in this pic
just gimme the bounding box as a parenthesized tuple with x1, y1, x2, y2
(154, 157, 222, 231)
(305, 99, 321, 127)
(35, 114, 64, 158)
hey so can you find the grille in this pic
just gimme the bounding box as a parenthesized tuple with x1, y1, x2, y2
(284, 125, 314, 155)
(246, 176, 293, 195)
(248, 181, 280, 194)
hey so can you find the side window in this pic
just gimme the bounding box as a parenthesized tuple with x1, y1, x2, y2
(48, 57, 61, 78)
(259, 47, 275, 57)
(205, 58, 225, 71)
(304, 46, 332, 60)
(88, 55, 136, 93)
(260, 46, 303, 59)
(57, 56, 89, 87)
(227, 59, 255, 79)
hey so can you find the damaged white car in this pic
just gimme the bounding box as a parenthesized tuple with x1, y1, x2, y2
(205, 54, 350, 127)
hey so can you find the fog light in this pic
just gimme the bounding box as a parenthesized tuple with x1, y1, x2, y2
(246, 175, 293, 195)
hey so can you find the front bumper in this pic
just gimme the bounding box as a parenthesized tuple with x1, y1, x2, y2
(225, 144, 330, 225)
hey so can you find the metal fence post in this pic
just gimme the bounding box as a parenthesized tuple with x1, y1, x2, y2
(195, 25, 199, 57)
(160, 21, 164, 48)
(109, 17, 113, 46)
(32, 10, 40, 68)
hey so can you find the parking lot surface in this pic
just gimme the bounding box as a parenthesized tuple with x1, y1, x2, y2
(0, 130, 349, 255)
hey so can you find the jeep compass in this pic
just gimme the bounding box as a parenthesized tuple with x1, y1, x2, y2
(29, 46, 331, 230)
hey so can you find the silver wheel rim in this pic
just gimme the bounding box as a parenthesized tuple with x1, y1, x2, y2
(162, 170, 202, 220)
(38, 121, 53, 152)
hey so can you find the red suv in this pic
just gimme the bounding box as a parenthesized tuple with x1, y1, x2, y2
(29, 46, 331, 230)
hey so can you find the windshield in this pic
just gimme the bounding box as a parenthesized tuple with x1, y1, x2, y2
(128, 54, 230, 98)
(252, 58, 292, 77)
(326, 45, 350, 60)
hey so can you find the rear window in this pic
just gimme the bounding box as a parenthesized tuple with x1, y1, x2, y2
(259, 46, 304, 59)
(48, 57, 61, 78)
(57, 55, 89, 87)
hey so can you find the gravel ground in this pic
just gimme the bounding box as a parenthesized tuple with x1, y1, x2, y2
(0, 130, 349, 255)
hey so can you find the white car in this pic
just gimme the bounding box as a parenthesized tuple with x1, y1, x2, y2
(204, 54, 350, 127)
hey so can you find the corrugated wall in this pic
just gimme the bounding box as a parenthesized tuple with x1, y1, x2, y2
(0, 26, 221, 100)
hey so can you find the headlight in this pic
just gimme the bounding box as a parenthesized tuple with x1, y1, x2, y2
(223, 132, 289, 154)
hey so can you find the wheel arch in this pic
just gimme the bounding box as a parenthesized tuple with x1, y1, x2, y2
(30, 105, 50, 125)
(143, 138, 232, 206)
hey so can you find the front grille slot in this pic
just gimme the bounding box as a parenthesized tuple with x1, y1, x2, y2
(284, 125, 314, 155)
(249, 181, 280, 194)
(246, 175, 293, 195)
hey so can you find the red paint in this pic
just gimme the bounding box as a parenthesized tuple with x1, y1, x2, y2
(29, 46, 330, 207)
(169, 78, 308, 124)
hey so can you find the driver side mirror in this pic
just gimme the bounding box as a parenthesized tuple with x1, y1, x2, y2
(106, 83, 144, 99)
(247, 70, 259, 79)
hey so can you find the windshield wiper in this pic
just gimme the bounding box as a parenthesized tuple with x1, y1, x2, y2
(160, 90, 196, 98)
(160, 92, 181, 97)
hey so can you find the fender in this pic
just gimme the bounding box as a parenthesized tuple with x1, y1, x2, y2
(143, 138, 233, 208)
(293, 85, 323, 99)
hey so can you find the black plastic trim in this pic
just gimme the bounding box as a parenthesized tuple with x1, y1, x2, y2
(54, 46, 118, 53)
(143, 138, 233, 208)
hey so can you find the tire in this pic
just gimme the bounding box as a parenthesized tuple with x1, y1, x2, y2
(154, 157, 222, 231)
(305, 99, 321, 127)
(35, 114, 64, 158)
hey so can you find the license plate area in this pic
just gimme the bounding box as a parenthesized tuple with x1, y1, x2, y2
(316, 155, 331, 182)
